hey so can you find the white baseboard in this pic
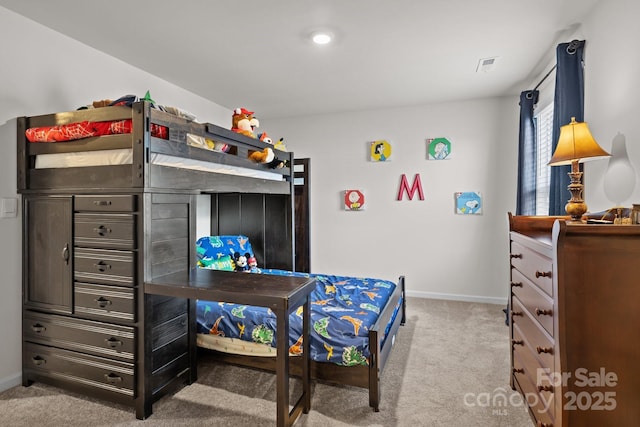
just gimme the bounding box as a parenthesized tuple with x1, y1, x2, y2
(0, 372, 22, 393)
(405, 289, 507, 305)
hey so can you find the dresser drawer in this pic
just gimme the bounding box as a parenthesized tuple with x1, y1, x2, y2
(511, 269, 554, 337)
(512, 297, 554, 373)
(510, 240, 553, 297)
(23, 312, 135, 362)
(75, 248, 135, 287)
(74, 213, 135, 249)
(513, 351, 556, 426)
(75, 195, 136, 212)
(74, 282, 135, 322)
(24, 342, 134, 397)
(513, 322, 556, 419)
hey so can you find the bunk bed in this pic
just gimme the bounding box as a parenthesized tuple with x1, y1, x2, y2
(17, 99, 406, 419)
(18, 99, 292, 196)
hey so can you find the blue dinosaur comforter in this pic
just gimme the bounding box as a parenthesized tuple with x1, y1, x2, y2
(195, 269, 400, 366)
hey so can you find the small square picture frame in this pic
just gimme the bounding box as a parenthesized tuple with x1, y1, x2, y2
(455, 191, 482, 215)
(427, 137, 452, 160)
(370, 140, 392, 161)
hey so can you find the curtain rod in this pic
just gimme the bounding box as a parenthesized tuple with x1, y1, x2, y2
(533, 64, 557, 91)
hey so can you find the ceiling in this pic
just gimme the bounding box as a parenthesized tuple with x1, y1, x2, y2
(1, 0, 600, 119)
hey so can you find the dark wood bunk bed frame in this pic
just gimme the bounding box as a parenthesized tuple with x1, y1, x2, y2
(16, 101, 406, 419)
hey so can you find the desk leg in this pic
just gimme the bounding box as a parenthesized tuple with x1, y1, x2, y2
(303, 297, 311, 413)
(276, 307, 289, 427)
(188, 298, 198, 384)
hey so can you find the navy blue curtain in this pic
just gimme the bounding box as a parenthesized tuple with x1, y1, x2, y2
(548, 40, 585, 215)
(516, 90, 539, 215)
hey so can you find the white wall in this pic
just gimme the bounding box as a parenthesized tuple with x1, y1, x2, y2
(266, 98, 519, 303)
(265, 0, 640, 304)
(0, 7, 231, 391)
(582, 0, 640, 211)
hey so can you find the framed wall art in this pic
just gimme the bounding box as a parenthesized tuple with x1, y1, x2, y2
(370, 139, 392, 161)
(427, 137, 452, 160)
(344, 189, 365, 210)
(455, 191, 482, 215)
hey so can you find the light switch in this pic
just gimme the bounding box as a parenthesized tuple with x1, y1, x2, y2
(1, 197, 18, 218)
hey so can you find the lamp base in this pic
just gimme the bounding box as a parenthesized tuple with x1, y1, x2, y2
(565, 165, 587, 222)
(565, 200, 587, 222)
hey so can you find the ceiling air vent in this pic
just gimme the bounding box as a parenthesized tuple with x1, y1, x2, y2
(476, 57, 499, 73)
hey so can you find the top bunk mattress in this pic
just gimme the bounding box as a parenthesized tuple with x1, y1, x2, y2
(34, 149, 285, 181)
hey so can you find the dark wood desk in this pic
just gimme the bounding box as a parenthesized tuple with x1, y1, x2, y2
(145, 268, 316, 427)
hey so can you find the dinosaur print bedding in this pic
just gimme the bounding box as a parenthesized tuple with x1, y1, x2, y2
(195, 270, 400, 366)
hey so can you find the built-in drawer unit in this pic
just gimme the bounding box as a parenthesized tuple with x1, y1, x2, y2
(23, 312, 135, 362)
(75, 195, 137, 212)
(75, 248, 135, 287)
(24, 342, 134, 397)
(74, 282, 135, 322)
(74, 213, 136, 249)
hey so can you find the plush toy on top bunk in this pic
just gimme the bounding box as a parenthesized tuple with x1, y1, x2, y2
(257, 132, 289, 169)
(231, 107, 274, 164)
(232, 107, 289, 168)
(231, 107, 259, 137)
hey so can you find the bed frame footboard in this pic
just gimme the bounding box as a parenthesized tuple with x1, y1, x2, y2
(368, 275, 406, 411)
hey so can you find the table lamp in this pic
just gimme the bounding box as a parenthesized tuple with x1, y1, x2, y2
(548, 117, 610, 221)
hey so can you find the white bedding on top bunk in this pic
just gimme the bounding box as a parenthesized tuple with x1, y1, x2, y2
(34, 149, 284, 181)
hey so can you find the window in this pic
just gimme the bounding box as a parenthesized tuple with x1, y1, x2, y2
(534, 103, 554, 215)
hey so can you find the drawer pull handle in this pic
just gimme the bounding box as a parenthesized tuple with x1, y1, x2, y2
(32, 355, 46, 366)
(93, 200, 112, 206)
(104, 373, 123, 384)
(95, 297, 113, 308)
(94, 261, 112, 272)
(510, 310, 523, 317)
(536, 346, 553, 354)
(510, 253, 522, 259)
(62, 244, 70, 265)
(511, 282, 523, 288)
(535, 271, 552, 278)
(511, 339, 524, 348)
(537, 385, 553, 393)
(105, 337, 124, 349)
(31, 323, 46, 333)
(535, 308, 553, 316)
(94, 225, 112, 236)
(513, 368, 524, 374)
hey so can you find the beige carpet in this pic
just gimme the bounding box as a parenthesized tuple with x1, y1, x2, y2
(0, 298, 532, 426)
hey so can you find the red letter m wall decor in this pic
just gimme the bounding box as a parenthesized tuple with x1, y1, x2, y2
(397, 173, 424, 201)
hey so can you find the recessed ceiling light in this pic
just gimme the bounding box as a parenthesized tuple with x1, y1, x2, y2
(312, 32, 333, 45)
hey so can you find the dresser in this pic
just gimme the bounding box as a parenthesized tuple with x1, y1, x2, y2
(508, 213, 640, 427)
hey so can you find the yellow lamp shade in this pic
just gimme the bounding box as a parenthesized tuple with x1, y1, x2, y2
(548, 117, 610, 166)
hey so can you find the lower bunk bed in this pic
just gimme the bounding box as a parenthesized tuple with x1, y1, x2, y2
(195, 235, 406, 411)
